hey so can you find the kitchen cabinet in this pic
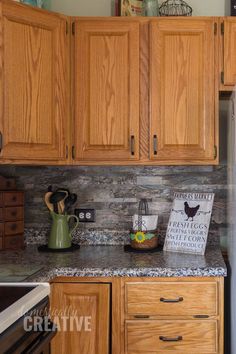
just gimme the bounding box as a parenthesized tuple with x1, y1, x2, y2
(220, 17, 236, 89)
(73, 19, 140, 162)
(122, 277, 224, 354)
(50, 282, 110, 354)
(50, 276, 224, 354)
(0, 0, 69, 164)
(150, 19, 217, 164)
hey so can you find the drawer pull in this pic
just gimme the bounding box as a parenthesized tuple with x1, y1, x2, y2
(11, 211, 17, 217)
(130, 135, 135, 156)
(159, 336, 183, 342)
(134, 315, 150, 319)
(11, 223, 17, 231)
(160, 297, 183, 303)
(12, 196, 17, 202)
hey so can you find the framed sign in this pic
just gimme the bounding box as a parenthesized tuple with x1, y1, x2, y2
(164, 192, 214, 255)
(119, 0, 144, 16)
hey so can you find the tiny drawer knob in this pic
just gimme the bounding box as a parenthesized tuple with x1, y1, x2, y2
(11, 223, 17, 231)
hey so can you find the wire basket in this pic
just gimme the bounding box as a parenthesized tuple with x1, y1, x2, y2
(159, 0, 192, 16)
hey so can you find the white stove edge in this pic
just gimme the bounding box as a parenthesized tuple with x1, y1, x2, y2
(0, 282, 50, 335)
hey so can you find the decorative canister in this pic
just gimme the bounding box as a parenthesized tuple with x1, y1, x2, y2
(130, 199, 159, 250)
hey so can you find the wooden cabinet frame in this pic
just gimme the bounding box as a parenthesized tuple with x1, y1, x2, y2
(0, 2, 232, 165)
(51, 276, 224, 354)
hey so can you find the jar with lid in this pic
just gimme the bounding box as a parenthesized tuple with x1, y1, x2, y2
(144, 0, 159, 16)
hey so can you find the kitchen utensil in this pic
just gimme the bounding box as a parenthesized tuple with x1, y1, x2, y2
(48, 211, 79, 249)
(64, 193, 77, 213)
(49, 191, 67, 214)
(44, 192, 53, 212)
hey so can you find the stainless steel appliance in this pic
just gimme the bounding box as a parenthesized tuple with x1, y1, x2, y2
(0, 283, 56, 353)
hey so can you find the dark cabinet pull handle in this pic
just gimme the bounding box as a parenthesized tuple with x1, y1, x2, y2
(153, 135, 157, 155)
(130, 135, 135, 156)
(159, 336, 183, 342)
(11, 211, 17, 217)
(160, 297, 183, 303)
(12, 196, 17, 202)
(134, 315, 150, 319)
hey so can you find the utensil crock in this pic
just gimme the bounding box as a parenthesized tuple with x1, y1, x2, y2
(48, 211, 79, 249)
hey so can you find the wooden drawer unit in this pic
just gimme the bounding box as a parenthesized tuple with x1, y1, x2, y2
(0, 191, 24, 250)
(122, 277, 224, 354)
(125, 282, 218, 317)
(3, 192, 24, 206)
(125, 320, 217, 353)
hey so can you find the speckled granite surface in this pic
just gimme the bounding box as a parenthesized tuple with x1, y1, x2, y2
(0, 245, 227, 281)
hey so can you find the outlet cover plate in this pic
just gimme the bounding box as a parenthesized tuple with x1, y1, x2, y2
(75, 208, 96, 223)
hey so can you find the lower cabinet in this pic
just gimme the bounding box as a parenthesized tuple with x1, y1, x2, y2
(50, 277, 224, 354)
(50, 282, 110, 354)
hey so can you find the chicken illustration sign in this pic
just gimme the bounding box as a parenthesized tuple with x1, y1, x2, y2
(164, 192, 214, 255)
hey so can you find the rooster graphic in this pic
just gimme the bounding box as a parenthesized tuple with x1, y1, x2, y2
(184, 202, 200, 221)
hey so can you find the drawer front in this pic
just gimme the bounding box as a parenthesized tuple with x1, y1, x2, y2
(4, 207, 24, 221)
(4, 235, 24, 250)
(5, 221, 24, 236)
(3, 192, 24, 206)
(126, 320, 217, 353)
(125, 282, 217, 316)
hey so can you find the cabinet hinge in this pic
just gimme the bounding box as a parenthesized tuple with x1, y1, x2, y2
(0, 132, 3, 152)
(72, 22, 75, 35)
(214, 22, 217, 35)
(221, 22, 224, 35)
(72, 146, 75, 159)
(214, 145, 217, 160)
(66, 145, 68, 159)
(66, 21, 69, 35)
(221, 71, 224, 84)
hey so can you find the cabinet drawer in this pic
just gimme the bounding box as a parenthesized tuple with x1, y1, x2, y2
(4, 207, 24, 221)
(5, 221, 24, 235)
(3, 192, 24, 206)
(4, 235, 24, 250)
(125, 282, 218, 316)
(126, 320, 217, 353)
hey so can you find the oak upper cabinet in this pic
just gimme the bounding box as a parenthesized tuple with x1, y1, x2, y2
(220, 18, 236, 89)
(50, 282, 110, 354)
(0, 0, 69, 163)
(73, 20, 140, 162)
(150, 19, 217, 164)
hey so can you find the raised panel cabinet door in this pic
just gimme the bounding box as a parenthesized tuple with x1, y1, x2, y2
(73, 20, 140, 162)
(0, 1, 68, 162)
(50, 283, 110, 354)
(223, 18, 236, 86)
(150, 19, 216, 164)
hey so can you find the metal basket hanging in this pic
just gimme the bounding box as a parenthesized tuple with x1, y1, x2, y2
(159, 0, 192, 16)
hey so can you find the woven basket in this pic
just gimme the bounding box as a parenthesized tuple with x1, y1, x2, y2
(130, 230, 158, 250)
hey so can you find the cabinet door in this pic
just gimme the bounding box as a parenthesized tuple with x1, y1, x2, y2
(73, 20, 140, 162)
(150, 19, 216, 163)
(51, 283, 110, 354)
(222, 18, 236, 86)
(0, 1, 69, 163)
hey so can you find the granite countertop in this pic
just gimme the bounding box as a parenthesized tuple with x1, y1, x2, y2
(0, 245, 227, 282)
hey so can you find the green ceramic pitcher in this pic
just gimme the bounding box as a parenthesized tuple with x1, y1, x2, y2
(48, 211, 79, 249)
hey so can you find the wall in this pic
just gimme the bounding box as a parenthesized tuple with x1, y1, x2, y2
(0, 165, 227, 244)
(50, 0, 230, 16)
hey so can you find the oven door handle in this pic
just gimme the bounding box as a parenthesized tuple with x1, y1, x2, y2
(26, 321, 57, 354)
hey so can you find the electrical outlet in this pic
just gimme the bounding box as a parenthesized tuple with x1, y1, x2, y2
(75, 209, 96, 223)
